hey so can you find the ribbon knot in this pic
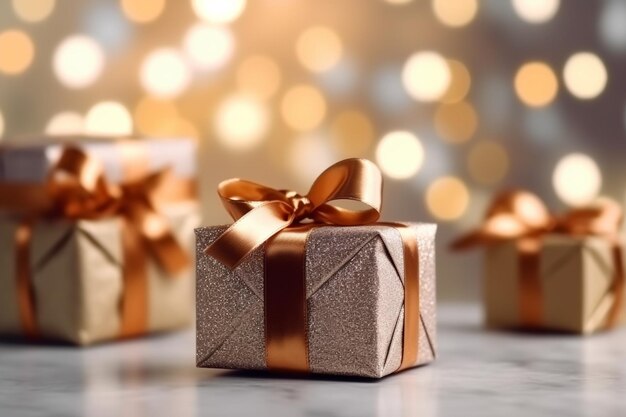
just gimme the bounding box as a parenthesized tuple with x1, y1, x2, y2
(205, 158, 383, 269)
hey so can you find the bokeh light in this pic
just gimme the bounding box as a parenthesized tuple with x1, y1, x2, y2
(563, 52, 607, 100)
(12, 0, 55, 23)
(330, 110, 375, 155)
(383, 0, 413, 4)
(442, 60, 471, 103)
(280, 85, 327, 131)
(375, 131, 424, 179)
(133, 96, 178, 136)
(120, 0, 165, 24)
(434, 101, 478, 143)
(512, 0, 560, 24)
(53, 35, 104, 88)
(288, 134, 337, 184)
(426, 176, 470, 220)
(514, 61, 558, 107)
(402, 51, 451, 102)
(236, 55, 281, 100)
(432, 0, 478, 28)
(140, 48, 191, 98)
(552, 153, 602, 206)
(45, 111, 85, 135)
(296, 26, 343, 73)
(214, 94, 269, 150)
(0, 30, 35, 75)
(85, 101, 133, 135)
(191, 0, 246, 24)
(183, 24, 234, 70)
(467, 140, 509, 185)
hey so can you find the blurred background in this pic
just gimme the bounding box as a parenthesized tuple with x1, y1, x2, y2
(1, 0, 624, 301)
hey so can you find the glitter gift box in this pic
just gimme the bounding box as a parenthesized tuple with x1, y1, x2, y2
(0, 137, 200, 345)
(196, 223, 437, 378)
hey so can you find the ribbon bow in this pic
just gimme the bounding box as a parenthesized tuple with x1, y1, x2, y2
(205, 158, 383, 269)
(452, 189, 623, 249)
(14, 147, 190, 338)
(452, 189, 624, 330)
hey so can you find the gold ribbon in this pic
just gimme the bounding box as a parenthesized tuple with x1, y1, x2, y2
(3, 147, 192, 339)
(452, 189, 624, 329)
(205, 158, 421, 373)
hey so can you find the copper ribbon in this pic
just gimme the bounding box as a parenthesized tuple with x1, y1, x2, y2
(205, 159, 421, 373)
(2, 147, 192, 339)
(452, 190, 624, 329)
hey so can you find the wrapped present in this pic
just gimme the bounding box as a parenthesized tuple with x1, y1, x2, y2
(196, 159, 437, 378)
(452, 190, 625, 334)
(0, 138, 200, 345)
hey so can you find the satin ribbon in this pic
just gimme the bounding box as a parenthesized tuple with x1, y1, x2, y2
(205, 158, 421, 373)
(452, 189, 624, 329)
(4, 147, 192, 339)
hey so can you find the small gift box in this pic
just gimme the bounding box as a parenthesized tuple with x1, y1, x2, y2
(453, 190, 626, 334)
(196, 159, 437, 378)
(0, 137, 200, 345)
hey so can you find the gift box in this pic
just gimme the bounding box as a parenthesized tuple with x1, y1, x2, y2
(485, 235, 626, 333)
(195, 159, 437, 378)
(453, 190, 625, 334)
(0, 138, 200, 345)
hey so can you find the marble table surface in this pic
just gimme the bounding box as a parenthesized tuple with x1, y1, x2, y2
(2, 303, 626, 417)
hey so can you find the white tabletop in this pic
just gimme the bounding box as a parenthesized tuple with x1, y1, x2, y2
(1, 303, 625, 417)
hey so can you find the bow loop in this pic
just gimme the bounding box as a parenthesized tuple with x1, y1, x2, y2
(206, 158, 383, 269)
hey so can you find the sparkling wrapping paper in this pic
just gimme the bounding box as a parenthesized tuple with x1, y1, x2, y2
(0, 202, 200, 345)
(485, 235, 626, 334)
(196, 223, 437, 378)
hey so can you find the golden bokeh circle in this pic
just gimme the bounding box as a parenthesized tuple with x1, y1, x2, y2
(280, 85, 327, 131)
(330, 110, 375, 155)
(426, 176, 470, 220)
(552, 153, 602, 206)
(434, 101, 478, 144)
(467, 140, 509, 185)
(296, 26, 343, 73)
(432, 0, 478, 27)
(85, 101, 133, 136)
(45, 111, 84, 135)
(12, 0, 55, 23)
(121, 0, 166, 23)
(0, 30, 35, 75)
(375, 131, 424, 179)
(563, 52, 607, 100)
(441, 59, 471, 103)
(133, 96, 178, 136)
(514, 61, 558, 107)
(236, 55, 281, 100)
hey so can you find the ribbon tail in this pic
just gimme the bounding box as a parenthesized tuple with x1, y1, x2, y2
(205, 201, 295, 270)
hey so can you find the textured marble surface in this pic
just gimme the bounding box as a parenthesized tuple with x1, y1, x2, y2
(2, 303, 626, 416)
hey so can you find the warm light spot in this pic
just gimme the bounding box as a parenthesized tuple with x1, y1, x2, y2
(288, 134, 336, 184)
(296, 26, 343, 73)
(45, 111, 84, 135)
(140, 48, 191, 98)
(402, 51, 451, 102)
(426, 177, 470, 220)
(375, 131, 424, 179)
(512, 0, 560, 24)
(330, 110, 375, 155)
(236, 55, 281, 100)
(467, 140, 509, 185)
(120, 0, 165, 23)
(53, 35, 104, 88)
(85, 101, 133, 136)
(514, 61, 558, 107)
(563, 52, 607, 100)
(214, 94, 269, 150)
(133, 96, 178, 135)
(383, 0, 413, 4)
(442, 60, 471, 103)
(183, 24, 234, 70)
(0, 30, 35, 75)
(432, 0, 478, 27)
(280, 85, 327, 131)
(434, 101, 478, 143)
(191, 0, 246, 24)
(12, 0, 55, 22)
(553, 153, 602, 206)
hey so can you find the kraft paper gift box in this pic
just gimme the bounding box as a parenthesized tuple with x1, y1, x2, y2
(484, 235, 626, 334)
(195, 158, 437, 378)
(454, 190, 626, 335)
(0, 137, 200, 345)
